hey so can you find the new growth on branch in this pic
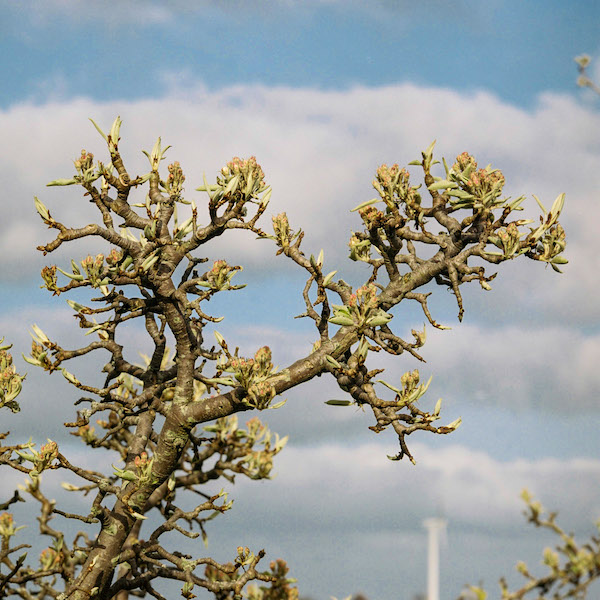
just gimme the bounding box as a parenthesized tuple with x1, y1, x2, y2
(0, 117, 568, 600)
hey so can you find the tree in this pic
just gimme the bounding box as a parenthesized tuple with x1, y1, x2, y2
(0, 117, 570, 599)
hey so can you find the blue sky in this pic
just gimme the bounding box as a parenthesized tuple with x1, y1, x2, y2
(1, 2, 600, 599)
(2, 1, 599, 109)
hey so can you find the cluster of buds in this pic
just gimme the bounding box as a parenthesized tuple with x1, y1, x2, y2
(358, 205, 385, 228)
(428, 152, 506, 211)
(24, 324, 55, 371)
(76, 424, 96, 445)
(218, 156, 266, 199)
(0, 340, 25, 412)
(213, 347, 283, 410)
(81, 254, 107, 287)
(253, 346, 274, 378)
(105, 247, 123, 266)
(247, 559, 298, 600)
(74, 149, 94, 175)
(246, 381, 277, 410)
(272, 212, 291, 248)
(112, 450, 155, 488)
(203, 416, 288, 478)
(40, 265, 58, 294)
(537, 223, 567, 267)
(348, 234, 371, 262)
(373, 164, 407, 202)
(527, 194, 567, 271)
(451, 151, 478, 176)
(496, 222, 522, 257)
(0, 512, 24, 539)
(164, 161, 185, 197)
(39, 546, 62, 571)
(29, 341, 53, 370)
(205, 415, 240, 444)
(232, 346, 275, 383)
(134, 451, 155, 484)
(235, 546, 255, 567)
(372, 164, 422, 219)
(199, 260, 242, 291)
(57, 255, 110, 288)
(329, 284, 393, 329)
(401, 369, 421, 396)
(241, 416, 287, 477)
(15, 439, 59, 479)
(463, 167, 505, 197)
(377, 369, 435, 409)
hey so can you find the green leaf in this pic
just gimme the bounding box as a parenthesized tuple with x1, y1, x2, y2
(66, 300, 86, 312)
(322, 270, 337, 286)
(328, 315, 355, 326)
(47, 178, 78, 187)
(446, 188, 475, 199)
(532, 194, 547, 215)
(112, 465, 137, 481)
(427, 179, 458, 191)
(34, 196, 50, 221)
(56, 267, 84, 281)
(549, 193, 565, 219)
(89, 118, 108, 141)
(377, 379, 403, 394)
(325, 399, 353, 406)
(62, 369, 80, 385)
(325, 355, 342, 369)
(269, 399, 287, 410)
(350, 198, 379, 212)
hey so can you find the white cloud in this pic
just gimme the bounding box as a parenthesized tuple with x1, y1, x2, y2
(372, 322, 600, 412)
(225, 440, 600, 534)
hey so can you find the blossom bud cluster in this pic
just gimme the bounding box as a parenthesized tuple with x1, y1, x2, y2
(247, 380, 276, 410)
(348, 234, 372, 262)
(538, 223, 566, 263)
(204, 415, 288, 479)
(0, 512, 22, 539)
(80, 254, 106, 287)
(497, 222, 521, 257)
(452, 151, 477, 174)
(451, 152, 505, 197)
(165, 161, 185, 197)
(30, 341, 53, 371)
(40, 265, 58, 294)
(359, 206, 385, 228)
(39, 547, 61, 570)
(15, 439, 59, 479)
(329, 283, 393, 329)
(226, 346, 273, 387)
(77, 424, 96, 445)
(401, 369, 420, 394)
(105, 247, 123, 266)
(372, 163, 422, 219)
(74, 149, 94, 174)
(218, 156, 266, 199)
(220, 346, 279, 410)
(201, 260, 241, 291)
(272, 212, 291, 248)
(0, 345, 25, 412)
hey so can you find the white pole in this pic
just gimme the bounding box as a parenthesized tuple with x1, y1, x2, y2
(423, 518, 447, 600)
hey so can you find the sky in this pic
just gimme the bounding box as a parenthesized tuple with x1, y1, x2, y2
(1, 1, 599, 599)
